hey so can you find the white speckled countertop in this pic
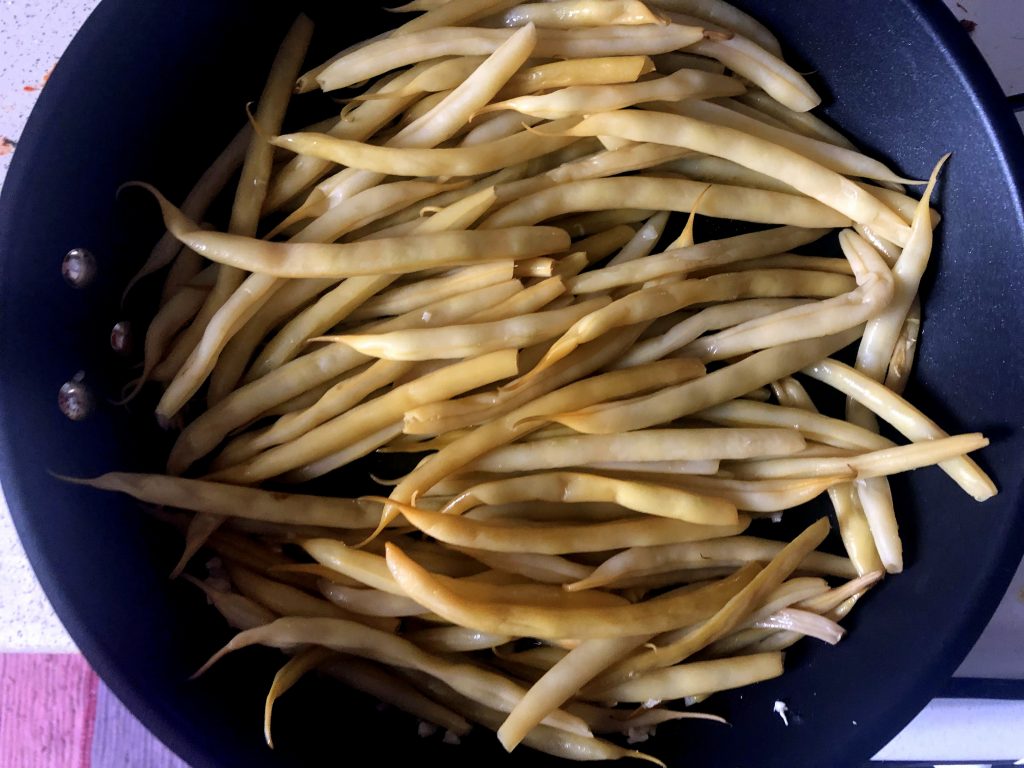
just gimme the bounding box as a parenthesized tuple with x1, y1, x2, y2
(1, 0, 102, 653)
(1, 1, 1023, 765)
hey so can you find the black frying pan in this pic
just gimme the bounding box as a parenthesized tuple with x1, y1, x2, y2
(1, 2, 1023, 766)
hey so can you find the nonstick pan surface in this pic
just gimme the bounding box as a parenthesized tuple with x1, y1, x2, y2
(1, 2, 1023, 766)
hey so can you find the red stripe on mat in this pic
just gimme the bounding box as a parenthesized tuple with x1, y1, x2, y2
(0, 654, 99, 768)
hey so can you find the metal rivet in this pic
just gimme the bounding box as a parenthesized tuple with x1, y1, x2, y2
(110, 321, 133, 355)
(61, 248, 97, 288)
(58, 374, 95, 421)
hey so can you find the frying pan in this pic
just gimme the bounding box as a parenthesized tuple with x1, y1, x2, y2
(1, 1, 1023, 766)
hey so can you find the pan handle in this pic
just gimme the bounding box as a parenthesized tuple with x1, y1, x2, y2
(1008, 93, 1024, 113)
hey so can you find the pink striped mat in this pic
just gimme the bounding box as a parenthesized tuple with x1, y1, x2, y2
(0, 654, 188, 768)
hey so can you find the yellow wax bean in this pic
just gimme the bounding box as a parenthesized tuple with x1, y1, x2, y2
(441, 471, 739, 525)
(317, 24, 705, 91)
(587, 518, 829, 691)
(650, 0, 781, 55)
(194, 617, 592, 736)
(596, 651, 784, 702)
(856, 158, 946, 384)
(324, 297, 609, 361)
(724, 434, 988, 480)
(387, 541, 758, 637)
(736, 90, 858, 149)
(569, 226, 828, 293)
(226, 564, 398, 633)
(661, 99, 913, 183)
(209, 350, 519, 484)
(404, 354, 700, 436)
(545, 328, 860, 434)
(615, 298, 811, 369)
(522, 269, 854, 380)
(498, 635, 651, 750)
(803, 358, 996, 501)
(321, 656, 472, 736)
(683, 230, 894, 362)
(481, 69, 744, 119)
(456, 548, 594, 584)
(139, 183, 568, 278)
(561, 111, 912, 245)
(567, 535, 856, 591)
(169, 279, 523, 474)
(376, 499, 749, 554)
(501, 55, 654, 97)
(482, 175, 852, 230)
(272, 122, 579, 177)
(182, 576, 276, 631)
(495, 0, 668, 29)
(62, 473, 382, 528)
(250, 187, 503, 379)
(470, 427, 805, 472)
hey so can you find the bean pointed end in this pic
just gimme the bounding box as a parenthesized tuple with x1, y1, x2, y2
(190, 642, 233, 681)
(629, 750, 667, 767)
